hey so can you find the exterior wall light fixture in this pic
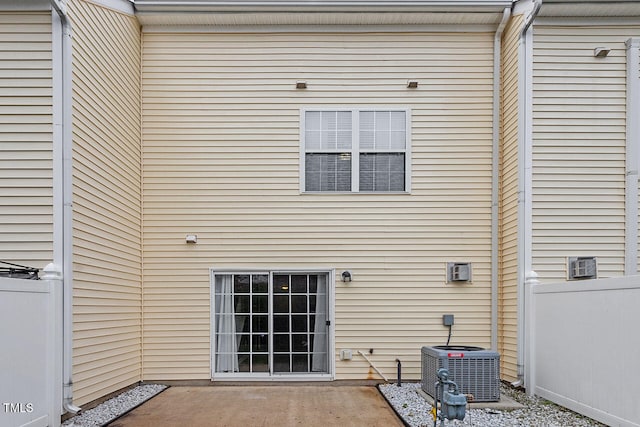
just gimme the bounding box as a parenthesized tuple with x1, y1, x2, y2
(407, 80, 418, 88)
(341, 270, 352, 282)
(594, 47, 611, 58)
(296, 81, 307, 89)
(185, 235, 197, 244)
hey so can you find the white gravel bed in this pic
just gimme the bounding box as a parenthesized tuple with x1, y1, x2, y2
(62, 383, 167, 427)
(379, 382, 604, 427)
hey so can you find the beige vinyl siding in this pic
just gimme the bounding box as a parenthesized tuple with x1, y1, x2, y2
(532, 25, 639, 282)
(0, 12, 52, 268)
(498, 14, 523, 383)
(142, 31, 495, 380)
(68, 0, 141, 406)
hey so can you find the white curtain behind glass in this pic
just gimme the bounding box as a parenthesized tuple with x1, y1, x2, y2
(312, 274, 327, 372)
(215, 274, 238, 372)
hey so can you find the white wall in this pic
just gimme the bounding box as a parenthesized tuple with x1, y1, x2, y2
(527, 275, 640, 427)
(0, 272, 62, 427)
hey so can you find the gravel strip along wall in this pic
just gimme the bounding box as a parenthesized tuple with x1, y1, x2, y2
(378, 383, 604, 427)
(62, 384, 167, 427)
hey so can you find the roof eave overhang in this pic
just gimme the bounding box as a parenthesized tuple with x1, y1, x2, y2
(135, 1, 514, 13)
(539, 0, 640, 18)
(134, 0, 515, 27)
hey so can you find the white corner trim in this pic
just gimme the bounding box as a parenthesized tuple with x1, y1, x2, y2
(491, 6, 511, 352)
(626, 38, 640, 276)
(517, 0, 540, 383)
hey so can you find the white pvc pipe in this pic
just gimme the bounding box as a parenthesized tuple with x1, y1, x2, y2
(50, 0, 81, 415)
(357, 351, 389, 382)
(491, 6, 511, 352)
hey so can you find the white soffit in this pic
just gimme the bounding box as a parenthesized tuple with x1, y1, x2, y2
(137, 12, 508, 26)
(539, 0, 640, 17)
(134, 0, 514, 26)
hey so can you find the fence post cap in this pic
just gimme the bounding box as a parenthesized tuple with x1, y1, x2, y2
(42, 263, 63, 280)
(525, 270, 539, 285)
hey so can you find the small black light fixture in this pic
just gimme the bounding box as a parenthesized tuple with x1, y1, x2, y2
(296, 80, 307, 89)
(341, 270, 352, 282)
(406, 80, 418, 89)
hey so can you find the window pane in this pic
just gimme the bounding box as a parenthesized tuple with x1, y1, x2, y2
(360, 111, 375, 130)
(273, 295, 289, 313)
(291, 275, 307, 293)
(359, 110, 406, 151)
(321, 127, 337, 150)
(292, 354, 309, 372)
(234, 295, 250, 313)
(391, 111, 406, 129)
(305, 153, 351, 192)
(390, 130, 406, 150)
(291, 295, 307, 313)
(308, 275, 318, 293)
(375, 130, 390, 150)
(306, 130, 321, 150)
(292, 315, 308, 332)
(252, 334, 268, 352)
(234, 275, 250, 293)
(235, 315, 249, 333)
(337, 112, 352, 149)
(252, 275, 268, 293)
(252, 295, 268, 313)
(253, 315, 268, 333)
(237, 334, 250, 352)
(306, 111, 321, 130)
(274, 354, 290, 373)
(238, 354, 250, 372)
(274, 334, 290, 352)
(292, 334, 309, 352)
(273, 315, 289, 332)
(253, 354, 269, 372)
(273, 275, 289, 293)
(359, 153, 405, 192)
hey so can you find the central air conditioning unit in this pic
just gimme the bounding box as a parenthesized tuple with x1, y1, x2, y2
(422, 345, 500, 402)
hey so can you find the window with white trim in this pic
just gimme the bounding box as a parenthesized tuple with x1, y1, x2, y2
(301, 108, 410, 193)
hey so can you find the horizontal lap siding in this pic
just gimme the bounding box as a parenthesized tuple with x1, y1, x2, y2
(498, 15, 523, 383)
(532, 26, 640, 281)
(0, 13, 52, 268)
(142, 31, 495, 381)
(69, 0, 141, 406)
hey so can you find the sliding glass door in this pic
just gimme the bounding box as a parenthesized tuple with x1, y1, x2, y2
(212, 271, 330, 377)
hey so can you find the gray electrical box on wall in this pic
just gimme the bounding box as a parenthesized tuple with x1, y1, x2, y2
(442, 314, 454, 326)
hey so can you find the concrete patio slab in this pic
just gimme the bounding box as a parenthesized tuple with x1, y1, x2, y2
(108, 385, 404, 427)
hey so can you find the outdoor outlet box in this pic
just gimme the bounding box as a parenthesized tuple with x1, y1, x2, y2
(443, 314, 454, 326)
(340, 349, 353, 360)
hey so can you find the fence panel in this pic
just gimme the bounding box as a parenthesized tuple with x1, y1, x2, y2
(0, 272, 61, 427)
(527, 275, 640, 427)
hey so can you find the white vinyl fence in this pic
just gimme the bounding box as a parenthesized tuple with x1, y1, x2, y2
(526, 274, 640, 427)
(0, 265, 62, 427)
